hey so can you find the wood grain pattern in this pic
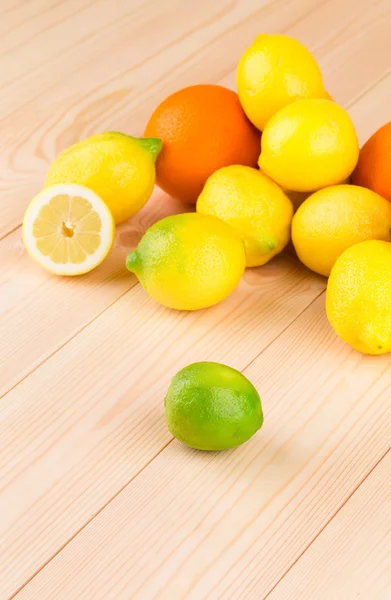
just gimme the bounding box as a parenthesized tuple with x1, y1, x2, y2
(0, 189, 190, 397)
(0, 256, 324, 599)
(2, 0, 388, 236)
(1, 0, 391, 598)
(267, 450, 391, 599)
(0, 0, 317, 237)
(15, 295, 391, 599)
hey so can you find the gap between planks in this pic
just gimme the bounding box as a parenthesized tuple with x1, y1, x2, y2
(12, 293, 391, 599)
(1, 0, 387, 239)
(3, 1, 391, 596)
(2, 33, 391, 398)
(8, 288, 326, 598)
(264, 445, 391, 599)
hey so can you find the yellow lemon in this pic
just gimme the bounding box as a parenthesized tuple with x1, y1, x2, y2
(197, 165, 293, 267)
(292, 185, 391, 277)
(326, 240, 391, 355)
(237, 34, 327, 131)
(45, 132, 162, 224)
(126, 213, 245, 311)
(23, 184, 115, 275)
(259, 99, 359, 192)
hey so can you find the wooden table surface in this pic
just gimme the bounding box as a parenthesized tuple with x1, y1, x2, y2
(1, 1, 391, 598)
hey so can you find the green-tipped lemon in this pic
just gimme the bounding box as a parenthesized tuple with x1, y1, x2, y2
(165, 362, 263, 451)
(45, 132, 162, 224)
(126, 213, 245, 311)
(197, 165, 293, 267)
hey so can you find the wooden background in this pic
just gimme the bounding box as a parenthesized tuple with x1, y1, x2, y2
(1, 0, 391, 598)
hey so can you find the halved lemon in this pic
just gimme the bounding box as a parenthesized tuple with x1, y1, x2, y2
(22, 184, 115, 275)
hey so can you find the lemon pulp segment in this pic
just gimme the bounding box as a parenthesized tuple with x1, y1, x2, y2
(23, 184, 115, 275)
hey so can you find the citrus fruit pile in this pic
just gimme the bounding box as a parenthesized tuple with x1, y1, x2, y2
(23, 133, 162, 275)
(21, 33, 391, 449)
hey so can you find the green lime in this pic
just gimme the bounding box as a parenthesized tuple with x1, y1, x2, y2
(164, 362, 263, 451)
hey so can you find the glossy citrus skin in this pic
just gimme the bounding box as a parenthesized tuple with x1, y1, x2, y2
(126, 213, 246, 311)
(292, 185, 391, 277)
(237, 34, 327, 132)
(144, 84, 261, 204)
(197, 165, 293, 267)
(352, 122, 391, 202)
(45, 133, 161, 224)
(259, 99, 359, 192)
(164, 362, 263, 450)
(326, 241, 391, 355)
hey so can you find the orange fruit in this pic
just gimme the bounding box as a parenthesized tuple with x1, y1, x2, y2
(144, 84, 261, 204)
(352, 122, 391, 202)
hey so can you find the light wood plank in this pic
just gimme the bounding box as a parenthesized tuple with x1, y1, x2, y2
(349, 69, 391, 144)
(14, 295, 391, 600)
(1, 0, 389, 398)
(0, 0, 319, 238)
(0, 0, 329, 398)
(1, 0, 391, 597)
(268, 450, 391, 600)
(1, 0, 387, 405)
(0, 189, 190, 397)
(2, 0, 387, 238)
(0, 0, 145, 51)
(0, 256, 324, 598)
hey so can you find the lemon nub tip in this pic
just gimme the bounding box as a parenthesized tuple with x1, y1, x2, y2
(137, 137, 162, 161)
(126, 250, 140, 274)
(258, 237, 278, 253)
